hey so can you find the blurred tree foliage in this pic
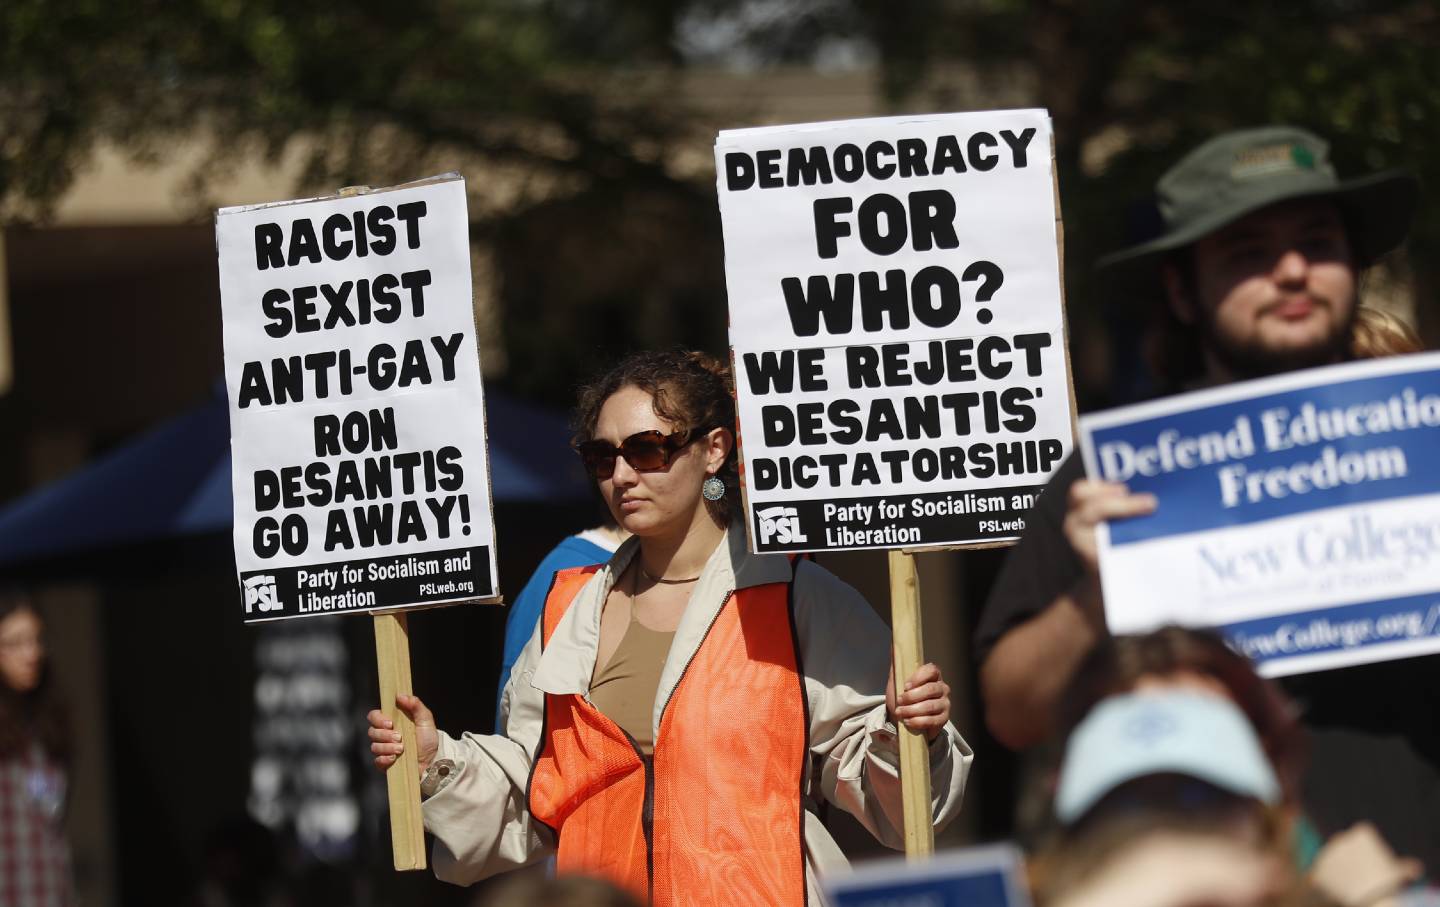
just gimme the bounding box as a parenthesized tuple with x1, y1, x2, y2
(849, 0, 1440, 402)
(0, 0, 737, 404)
(0, 0, 701, 217)
(3, 0, 1439, 405)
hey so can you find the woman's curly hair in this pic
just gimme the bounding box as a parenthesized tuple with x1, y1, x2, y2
(573, 349, 739, 523)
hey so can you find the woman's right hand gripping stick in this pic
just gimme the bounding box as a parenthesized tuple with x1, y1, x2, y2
(367, 693, 440, 779)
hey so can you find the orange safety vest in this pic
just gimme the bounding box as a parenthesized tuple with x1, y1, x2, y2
(528, 565, 809, 906)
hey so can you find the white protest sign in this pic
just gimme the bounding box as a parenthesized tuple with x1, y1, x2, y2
(218, 174, 499, 623)
(824, 843, 1033, 907)
(717, 109, 1075, 553)
(1080, 354, 1440, 677)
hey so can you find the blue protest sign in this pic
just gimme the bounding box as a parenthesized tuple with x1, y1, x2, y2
(824, 844, 1031, 907)
(1079, 353, 1440, 676)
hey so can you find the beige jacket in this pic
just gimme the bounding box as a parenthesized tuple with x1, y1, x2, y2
(421, 526, 973, 901)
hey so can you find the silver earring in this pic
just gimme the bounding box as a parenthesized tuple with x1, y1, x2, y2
(701, 475, 726, 501)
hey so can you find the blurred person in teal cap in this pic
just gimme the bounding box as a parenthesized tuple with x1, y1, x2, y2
(974, 126, 1439, 869)
(1032, 690, 1303, 907)
(1051, 627, 1427, 906)
(1054, 690, 1283, 829)
(1035, 688, 1427, 907)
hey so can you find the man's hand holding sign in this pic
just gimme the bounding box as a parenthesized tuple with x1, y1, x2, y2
(717, 109, 1075, 857)
(218, 175, 501, 870)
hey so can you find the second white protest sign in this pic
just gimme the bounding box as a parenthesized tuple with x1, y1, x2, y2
(717, 110, 1075, 553)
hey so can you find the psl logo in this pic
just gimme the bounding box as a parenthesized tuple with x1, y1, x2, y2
(243, 575, 281, 614)
(757, 506, 808, 545)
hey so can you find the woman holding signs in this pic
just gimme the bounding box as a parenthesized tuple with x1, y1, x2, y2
(368, 349, 970, 905)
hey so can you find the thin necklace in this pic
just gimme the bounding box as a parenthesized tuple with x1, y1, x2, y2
(639, 563, 701, 585)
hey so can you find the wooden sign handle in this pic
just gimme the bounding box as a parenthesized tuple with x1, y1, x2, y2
(340, 182, 424, 871)
(374, 611, 427, 870)
(887, 550, 935, 859)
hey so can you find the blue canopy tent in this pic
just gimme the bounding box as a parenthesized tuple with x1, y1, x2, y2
(0, 386, 593, 569)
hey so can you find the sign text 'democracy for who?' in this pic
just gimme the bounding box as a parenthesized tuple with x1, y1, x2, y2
(1080, 355, 1440, 677)
(717, 110, 1075, 553)
(218, 175, 499, 623)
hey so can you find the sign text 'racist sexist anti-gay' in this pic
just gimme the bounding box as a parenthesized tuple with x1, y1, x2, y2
(217, 175, 499, 622)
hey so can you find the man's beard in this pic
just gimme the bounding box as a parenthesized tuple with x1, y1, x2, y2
(1200, 298, 1356, 381)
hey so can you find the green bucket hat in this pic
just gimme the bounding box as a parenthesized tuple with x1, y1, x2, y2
(1097, 126, 1418, 277)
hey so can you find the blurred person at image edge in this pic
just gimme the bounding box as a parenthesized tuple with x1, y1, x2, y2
(0, 588, 76, 907)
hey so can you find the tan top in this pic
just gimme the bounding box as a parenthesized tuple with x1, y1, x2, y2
(589, 610, 675, 755)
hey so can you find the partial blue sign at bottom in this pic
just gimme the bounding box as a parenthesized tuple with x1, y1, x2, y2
(825, 844, 1031, 907)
